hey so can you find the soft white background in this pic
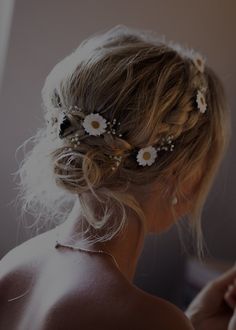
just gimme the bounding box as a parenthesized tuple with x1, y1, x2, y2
(0, 0, 235, 305)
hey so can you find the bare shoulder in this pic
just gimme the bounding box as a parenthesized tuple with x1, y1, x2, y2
(0, 229, 54, 281)
(40, 281, 194, 330)
(0, 231, 193, 330)
(0, 230, 60, 329)
(135, 290, 194, 330)
(128, 287, 194, 330)
(0, 228, 56, 309)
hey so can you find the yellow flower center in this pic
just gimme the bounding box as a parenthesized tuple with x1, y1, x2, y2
(91, 120, 100, 129)
(143, 152, 151, 160)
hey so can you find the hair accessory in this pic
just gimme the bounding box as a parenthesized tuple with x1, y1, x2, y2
(65, 133, 81, 149)
(190, 52, 208, 114)
(106, 118, 122, 137)
(157, 135, 175, 152)
(51, 64, 206, 170)
(196, 90, 207, 113)
(192, 52, 205, 73)
(136, 146, 157, 167)
(82, 113, 107, 136)
(108, 154, 123, 171)
(58, 106, 122, 140)
(136, 135, 175, 167)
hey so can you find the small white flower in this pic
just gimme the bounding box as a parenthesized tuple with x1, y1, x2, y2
(196, 90, 207, 114)
(136, 146, 157, 166)
(82, 113, 107, 136)
(192, 53, 205, 73)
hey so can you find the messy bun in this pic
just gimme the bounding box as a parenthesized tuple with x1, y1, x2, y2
(15, 25, 230, 256)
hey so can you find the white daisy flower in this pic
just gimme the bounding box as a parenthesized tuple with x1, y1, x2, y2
(82, 113, 107, 136)
(136, 146, 157, 166)
(196, 90, 207, 114)
(192, 53, 205, 73)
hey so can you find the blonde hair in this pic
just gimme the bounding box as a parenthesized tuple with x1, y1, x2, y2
(14, 25, 231, 259)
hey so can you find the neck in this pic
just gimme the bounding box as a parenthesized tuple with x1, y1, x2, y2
(57, 199, 146, 283)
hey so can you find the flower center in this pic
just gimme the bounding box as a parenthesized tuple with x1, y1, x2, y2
(143, 152, 151, 160)
(91, 121, 100, 129)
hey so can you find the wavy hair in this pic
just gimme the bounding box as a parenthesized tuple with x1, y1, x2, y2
(14, 25, 231, 259)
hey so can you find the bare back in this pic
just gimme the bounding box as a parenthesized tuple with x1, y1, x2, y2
(0, 229, 193, 330)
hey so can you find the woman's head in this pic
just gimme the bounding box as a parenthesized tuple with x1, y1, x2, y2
(16, 25, 231, 258)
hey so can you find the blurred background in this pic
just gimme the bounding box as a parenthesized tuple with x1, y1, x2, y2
(0, 0, 235, 309)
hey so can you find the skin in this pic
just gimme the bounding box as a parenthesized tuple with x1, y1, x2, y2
(0, 165, 236, 329)
(58, 167, 200, 283)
